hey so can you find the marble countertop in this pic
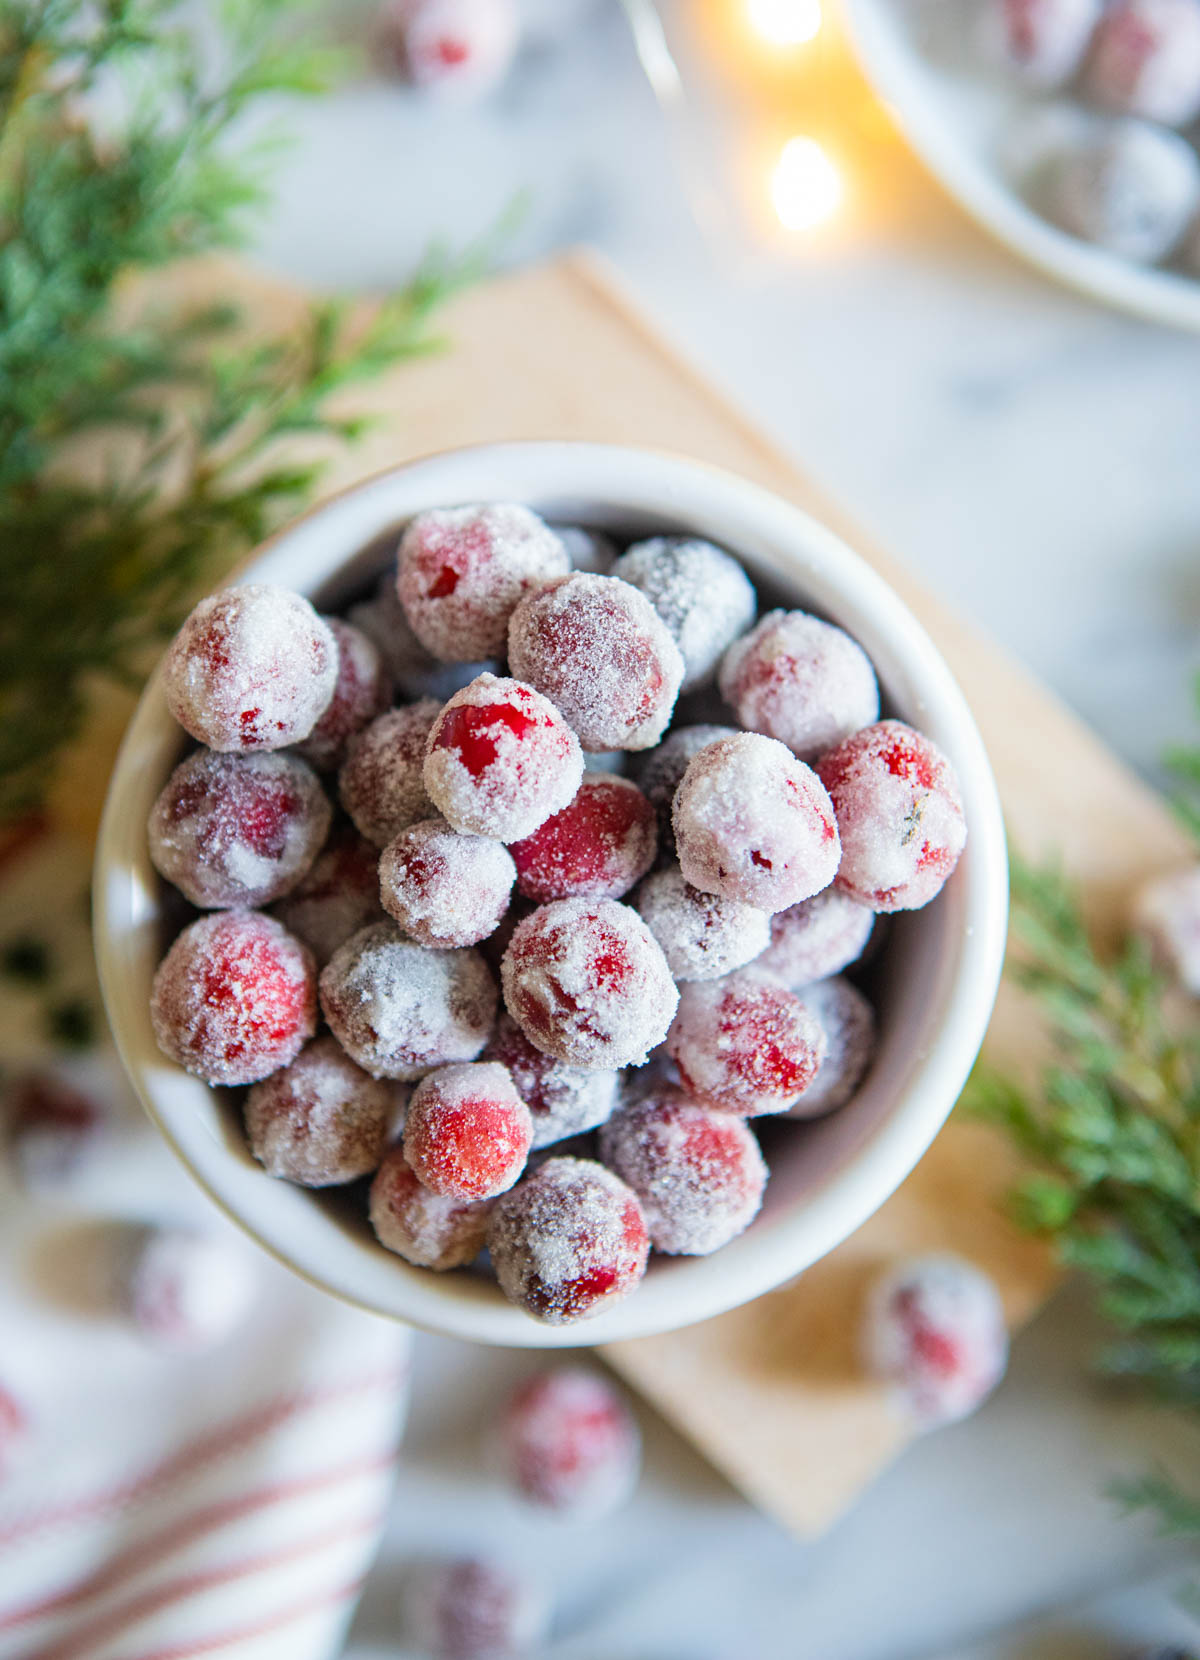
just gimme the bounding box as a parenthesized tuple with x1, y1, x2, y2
(240, 3, 1200, 1652)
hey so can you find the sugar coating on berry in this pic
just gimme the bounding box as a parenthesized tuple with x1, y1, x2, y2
(319, 921, 496, 1080)
(508, 573, 685, 752)
(403, 1555, 548, 1660)
(634, 865, 770, 982)
(718, 609, 880, 762)
(509, 774, 657, 903)
(271, 828, 383, 966)
(612, 537, 756, 692)
(484, 1012, 618, 1148)
(1131, 864, 1200, 996)
(117, 1226, 256, 1351)
(487, 1156, 650, 1325)
(1041, 118, 1200, 261)
(0, 1385, 27, 1476)
(496, 1367, 641, 1517)
(295, 617, 390, 771)
(817, 720, 967, 913)
(864, 1254, 1009, 1428)
(554, 523, 617, 575)
(369, 1147, 493, 1269)
(756, 887, 875, 988)
(977, 0, 1102, 84)
(599, 1086, 766, 1254)
(339, 700, 441, 848)
(1085, 0, 1200, 124)
(403, 1061, 532, 1200)
(347, 570, 495, 703)
(380, 0, 521, 100)
(398, 503, 568, 662)
(666, 969, 826, 1116)
(5, 1072, 105, 1191)
(423, 673, 584, 841)
(148, 749, 331, 909)
(501, 898, 679, 1070)
(244, 1036, 398, 1185)
(790, 976, 876, 1118)
(151, 911, 316, 1086)
(380, 817, 515, 947)
(162, 584, 337, 753)
(633, 723, 739, 854)
(673, 732, 840, 913)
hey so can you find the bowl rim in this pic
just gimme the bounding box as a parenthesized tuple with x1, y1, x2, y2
(94, 439, 1008, 1349)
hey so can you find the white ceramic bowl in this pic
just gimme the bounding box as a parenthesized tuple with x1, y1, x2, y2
(94, 442, 1007, 1349)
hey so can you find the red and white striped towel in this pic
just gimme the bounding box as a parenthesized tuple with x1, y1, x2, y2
(0, 830, 411, 1660)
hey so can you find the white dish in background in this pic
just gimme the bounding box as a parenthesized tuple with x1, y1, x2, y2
(840, 0, 1200, 331)
(94, 442, 1007, 1349)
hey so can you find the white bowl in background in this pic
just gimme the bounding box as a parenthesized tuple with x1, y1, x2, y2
(94, 442, 1008, 1349)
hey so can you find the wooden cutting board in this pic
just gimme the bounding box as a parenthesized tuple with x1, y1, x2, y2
(57, 250, 1194, 1538)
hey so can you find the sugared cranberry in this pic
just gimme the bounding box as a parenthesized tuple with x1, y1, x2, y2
(0, 1386, 28, 1477)
(501, 898, 678, 1069)
(483, 1012, 618, 1148)
(790, 976, 876, 1118)
(380, 817, 515, 947)
(403, 1554, 548, 1660)
(864, 1254, 1009, 1428)
(632, 723, 738, 855)
(5, 1072, 105, 1190)
(978, 0, 1102, 84)
(347, 569, 495, 703)
(718, 609, 879, 762)
(423, 674, 583, 841)
(116, 1226, 257, 1351)
(1041, 119, 1200, 262)
(370, 1147, 493, 1269)
(397, 503, 567, 661)
(320, 922, 496, 1080)
(151, 911, 316, 1086)
(495, 1367, 641, 1517)
(403, 1061, 532, 1200)
(339, 701, 440, 848)
(634, 865, 770, 982)
(1132, 864, 1200, 996)
(295, 617, 390, 770)
(488, 1156, 649, 1324)
(244, 1036, 398, 1185)
(507, 573, 684, 752)
(600, 1086, 766, 1254)
(672, 733, 840, 913)
(271, 827, 383, 966)
(378, 0, 521, 102)
(508, 774, 657, 903)
(612, 537, 755, 691)
(666, 969, 825, 1116)
(817, 720, 966, 912)
(161, 584, 337, 753)
(755, 887, 875, 988)
(1084, 0, 1200, 124)
(148, 750, 331, 909)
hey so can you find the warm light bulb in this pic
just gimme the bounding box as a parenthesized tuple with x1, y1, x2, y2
(771, 136, 843, 231)
(747, 0, 822, 46)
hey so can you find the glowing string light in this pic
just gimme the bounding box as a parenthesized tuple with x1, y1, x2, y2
(771, 136, 843, 230)
(747, 0, 823, 46)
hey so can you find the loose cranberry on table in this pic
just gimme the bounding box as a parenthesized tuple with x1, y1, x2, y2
(816, 719, 967, 913)
(666, 969, 826, 1117)
(507, 572, 684, 752)
(295, 616, 390, 771)
(380, 817, 515, 947)
(5, 1072, 106, 1191)
(484, 1012, 619, 1148)
(864, 1254, 1009, 1428)
(148, 749, 331, 910)
(151, 911, 316, 1087)
(791, 977, 877, 1118)
(611, 535, 756, 691)
(672, 732, 841, 913)
(370, 1147, 494, 1270)
(161, 584, 338, 753)
(487, 1156, 650, 1325)
(632, 721, 738, 855)
(116, 1225, 257, 1352)
(244, 1036, 399, 1186)
(495, 1367, 641, 1518)
(717, 608, 879, 762)
(338, 700, 441, 848)
(500, 897, 678, 1070)
(403, 1554, 548, 1660)
(755, 886, 875, 988)
(508, 773, 657, 903)
(402, 1062, 533, 1201)
(378, 0, 521, 102)
(1083, 0, 1200, 125)
(633, 864, 770, 982)
(319, 922, 496, 1081)
(600, 1087, 767, 1255)
(423, 673, 584, 842)
(271, 827, 383, 966)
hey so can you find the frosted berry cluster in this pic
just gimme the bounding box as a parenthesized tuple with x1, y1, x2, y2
(146, 500, 968, 1324)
